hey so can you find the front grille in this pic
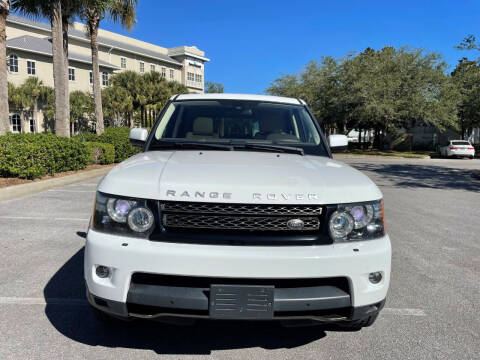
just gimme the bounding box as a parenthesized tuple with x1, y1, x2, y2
(160, 201, 322, 233)
(161, 202, 322, 216)
(163, 214, 320, 231)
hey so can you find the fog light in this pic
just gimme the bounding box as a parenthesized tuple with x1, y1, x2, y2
(369, 272, 382, 284)
(96, 265, 110, 278)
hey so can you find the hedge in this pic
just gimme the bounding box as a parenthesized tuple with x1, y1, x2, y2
(0, 133, 89, 179)
(75, 127, 140, 162)
(85, 142, 115, 165)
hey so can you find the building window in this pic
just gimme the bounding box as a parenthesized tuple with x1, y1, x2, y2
(9, 54, 18, 73)
(30, 118, 35, 133)
(150, 64, 155, 72)
(89, 71, 93, 84)
(9, 114, 21, 133)
(169, 69, 174, 80)
(195, 74, 202, 83)
(187, 72, 195, 81)
(68, 68, 75, 81)
(161, 67, 166, 78)
(121, 57, 126, 69)
(27, 60, 36, 75)
(102, 72, 109, 86)
(139, 62, 144, 73)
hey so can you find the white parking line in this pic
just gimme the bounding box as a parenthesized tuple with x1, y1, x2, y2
(0, 297, 88, 305)
(381, 308, 426, 316)
(48, 189, 96, 193)
(0, 216, 89, 221)
(0, 297, 427, 316)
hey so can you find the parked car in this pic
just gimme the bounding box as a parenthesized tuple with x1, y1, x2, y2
(438, 140, 475, 159)
(85, 93, 391, 329)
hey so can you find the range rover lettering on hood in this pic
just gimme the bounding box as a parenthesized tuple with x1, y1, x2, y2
(165, 190, 319, 201)
(166, 190, 232, 199)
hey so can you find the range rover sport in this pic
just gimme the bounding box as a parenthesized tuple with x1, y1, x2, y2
(85, 93, 391, 329)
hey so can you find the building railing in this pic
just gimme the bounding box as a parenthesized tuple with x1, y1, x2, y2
(186, 80, 203, 89)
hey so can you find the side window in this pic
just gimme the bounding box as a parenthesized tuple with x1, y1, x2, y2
(9, 54, 18, 73)
(10, 114, 21, 133)
(27, 60, 36, 75)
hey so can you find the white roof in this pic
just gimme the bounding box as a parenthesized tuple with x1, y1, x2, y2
(173, 93, 304, 105)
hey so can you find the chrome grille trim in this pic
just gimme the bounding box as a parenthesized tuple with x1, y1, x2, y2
(163, 214, 320, 231)
(160, 202, 322, 216)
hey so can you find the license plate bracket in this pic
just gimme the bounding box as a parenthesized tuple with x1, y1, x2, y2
(209, 284, 274, 319)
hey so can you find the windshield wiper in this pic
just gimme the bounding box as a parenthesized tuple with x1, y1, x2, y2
(150, 141, 233, 151)
(234, 143, 305, 155)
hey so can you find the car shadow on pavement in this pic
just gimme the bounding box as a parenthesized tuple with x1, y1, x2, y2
(44, 247, 327, 355)
(350, 163, 480, 192)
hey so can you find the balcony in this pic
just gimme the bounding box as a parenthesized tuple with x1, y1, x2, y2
(186, 80, 203, 89)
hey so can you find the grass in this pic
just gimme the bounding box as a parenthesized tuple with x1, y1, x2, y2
(339, 149, 434, 158)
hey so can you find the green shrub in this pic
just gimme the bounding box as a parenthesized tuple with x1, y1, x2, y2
(73, 132, 100, 143)
(98, 127, 140, 162)
(0, 133, 89, 179)
(85, 142, 115, 165)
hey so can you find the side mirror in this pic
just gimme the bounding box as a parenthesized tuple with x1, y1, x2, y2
(129, 128, 148, 147)
(328, 134, 348, 153)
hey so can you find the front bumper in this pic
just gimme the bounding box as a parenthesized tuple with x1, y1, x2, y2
(85, 229, 391, 320)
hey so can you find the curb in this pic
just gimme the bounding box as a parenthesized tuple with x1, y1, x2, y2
(334, 154, 431, 160)
(0, 165, 114, 202)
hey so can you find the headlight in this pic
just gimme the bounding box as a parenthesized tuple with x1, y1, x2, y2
(329, 200, 384, 242)
(91, 192, 155, 238)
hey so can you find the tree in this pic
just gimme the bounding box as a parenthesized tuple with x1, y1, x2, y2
(109, 70, 143, 127)
(12, 0, 82, 137)
(8, 81, 31, 132)
(70, 90, 94, 135)
(19, 76, 44, 133)
(205, 81, 224, 93)
(451, 58, 480, 139)
(0, 0, 10, 135)
(102, 85, 133, 126)
(80, 0, 137, 135)
(266, 47, 460, 148)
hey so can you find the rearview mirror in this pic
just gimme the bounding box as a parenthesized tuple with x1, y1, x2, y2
(129, 128, 148, 147)
(328, 134, 348, 153)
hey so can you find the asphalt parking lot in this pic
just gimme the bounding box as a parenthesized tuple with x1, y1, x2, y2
(0, 156, 479, 359)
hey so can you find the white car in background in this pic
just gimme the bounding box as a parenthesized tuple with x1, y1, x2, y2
(439, 140, 475, 159)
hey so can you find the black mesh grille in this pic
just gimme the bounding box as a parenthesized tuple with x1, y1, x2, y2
(161, 202, 322, 216)
(160, 201, 322, 233)
(163, 214, 320, 231)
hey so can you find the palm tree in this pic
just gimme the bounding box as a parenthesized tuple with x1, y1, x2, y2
(8, 81, 31, 133)
(20, 76, 44, 133)
(110, 70, 143, 127)
(80, 0, 137, 135)
(0, 0, 11, 135)
(12, 0, 82, 137)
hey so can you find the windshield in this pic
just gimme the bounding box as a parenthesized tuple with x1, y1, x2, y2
(149, 100, 327, 156)
(451, 141, 471, 146)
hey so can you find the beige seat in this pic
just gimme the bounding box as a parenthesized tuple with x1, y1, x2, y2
(186, 117, 218, 139)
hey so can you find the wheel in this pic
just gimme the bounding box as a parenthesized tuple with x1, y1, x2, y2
(336, 313, 379, 331)
(469, 156, 474, 159)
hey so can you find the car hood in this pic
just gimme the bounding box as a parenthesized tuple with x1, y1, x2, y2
(98, 151, 382, 204)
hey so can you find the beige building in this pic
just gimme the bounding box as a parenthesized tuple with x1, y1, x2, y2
(5, 14, 209, 133)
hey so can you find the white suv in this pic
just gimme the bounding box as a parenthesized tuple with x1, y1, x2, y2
(85, 94, 391, 329)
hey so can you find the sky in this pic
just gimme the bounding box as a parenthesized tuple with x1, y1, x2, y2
(27, 0, 480, 94)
